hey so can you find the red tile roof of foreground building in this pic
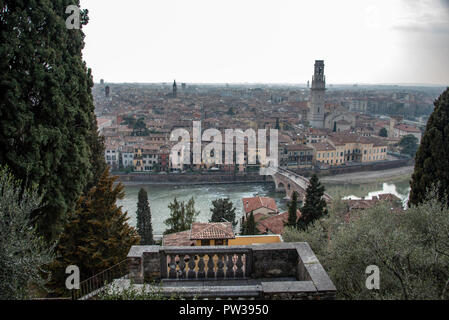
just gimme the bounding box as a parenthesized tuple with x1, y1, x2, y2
(189, 222, 235, 240)
(162, 230, 195, 246)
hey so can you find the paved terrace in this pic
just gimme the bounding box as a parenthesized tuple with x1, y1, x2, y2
(125, 242, 336, 300)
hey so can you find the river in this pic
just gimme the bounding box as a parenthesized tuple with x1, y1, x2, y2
(117, 174, 411, 235)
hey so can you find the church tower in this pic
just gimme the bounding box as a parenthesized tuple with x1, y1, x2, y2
(309, 60, 326, 128)
(173, 80, 177, 98)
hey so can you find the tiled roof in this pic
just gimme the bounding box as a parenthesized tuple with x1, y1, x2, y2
(310, 142, 336, 151)
(394, 124, 421, 133)
(242, 196, 278, 214)
(162, 230, 195, 246)
(190, 222, 235, 240)
(256, 210, 302, 235)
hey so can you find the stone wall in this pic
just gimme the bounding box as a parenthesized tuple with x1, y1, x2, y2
(115, 172, 268, 185)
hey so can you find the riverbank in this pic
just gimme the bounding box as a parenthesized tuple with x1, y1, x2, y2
(320, 165, 414, 184)
(114, 160, 414, 186)
(115, 172, 268, 186)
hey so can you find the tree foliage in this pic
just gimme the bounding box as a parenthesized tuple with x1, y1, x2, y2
(284, 192, 449, 300)
(410, 87, 449, 206)
(47, 168, 140, 296)
(379, 127, 388, 137)
(0, 166, 54, 300)
(0, 0, 106, 241)
(399, 134, 419, 158)
(164, 197, 200, 235)
(136, 188, 154, 245)
(297, 174, 328, 230)
(286, 191, 299, 227)
(241, 211, 257, 235)
(209, 198, 237, 227)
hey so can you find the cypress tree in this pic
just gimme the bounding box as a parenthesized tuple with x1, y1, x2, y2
(136, 188, 154, 245)
(409, 87, 449, 206)
(239, 219, 247, 235)
(0, 1, 104, 241)
(246, 211, 257, 235)
(286, 191, 299, 227)
(297, 174, 328, 231)
(48, 168, 140, 296)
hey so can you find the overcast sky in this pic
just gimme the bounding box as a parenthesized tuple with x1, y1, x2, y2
(79, 0, 449, 85)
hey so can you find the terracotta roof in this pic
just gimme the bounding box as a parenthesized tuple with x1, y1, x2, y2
(345, 193, 401, 211)
(162, 230, 195, 246)
(256, 210, 302, 235)
(189, 222, 235, 240)
(285, 144, 313, 152)
(310, 142, 336, 151)
(242, 196, 278, 214)
(394, 124, 421, 133)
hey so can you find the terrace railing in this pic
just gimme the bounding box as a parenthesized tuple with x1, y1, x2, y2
(71, 259, 129, 300)
(160, 247, 252, 280)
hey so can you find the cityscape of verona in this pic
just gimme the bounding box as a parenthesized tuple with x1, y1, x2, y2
(1, 0, 448, 309)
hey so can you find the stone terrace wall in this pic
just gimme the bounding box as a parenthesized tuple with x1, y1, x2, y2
(127, 242, 336, 300)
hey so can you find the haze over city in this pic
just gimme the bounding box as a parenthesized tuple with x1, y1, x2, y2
(80, 0, 449, 85)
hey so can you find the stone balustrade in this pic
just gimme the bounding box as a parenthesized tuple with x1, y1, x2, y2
(161, 247, 252, 280)
(127, 242, 336, 300)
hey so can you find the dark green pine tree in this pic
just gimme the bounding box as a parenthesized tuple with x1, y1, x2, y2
(409, 87, 449, 206)
(209, 198, 237, 227)
(0, 1, 104, 242)
(286, 191, 299, 227)
(48, 168, 140, 297)
(136, 188, 154, 245)
(297, 174, 328, 231)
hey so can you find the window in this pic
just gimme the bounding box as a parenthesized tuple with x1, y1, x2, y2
(201, 240, 210, 246)
(215, 239, 224, 246)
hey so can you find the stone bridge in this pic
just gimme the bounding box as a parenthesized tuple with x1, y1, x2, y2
(265, 167, 332, 203)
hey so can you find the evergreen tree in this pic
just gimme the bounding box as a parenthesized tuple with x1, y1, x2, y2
(164, 197, 199, 234)
(0, 1, 105, 241)
(286, 191, 299, 227)
(399, 134, 419, 158)
(297, 174, 328, 231)
(275, 118, 280, 130)
(379, 127, 388, 137)
(0, 166, 54, 299)
(410, 87, 449, 206)
(245, 211, 257, 235)
(136, 188, 154, 245)
(209, 198, 237, 227)
(48, 168, 140, 296)
(239, 219, 247, 235)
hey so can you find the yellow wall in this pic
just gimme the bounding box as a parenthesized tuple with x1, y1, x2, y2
(195, 239, 229, 246)
(228, 235, 282, 246)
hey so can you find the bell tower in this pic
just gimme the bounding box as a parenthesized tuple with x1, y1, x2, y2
(309, 60, 326, 128)
(173, 80, 177, 98)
